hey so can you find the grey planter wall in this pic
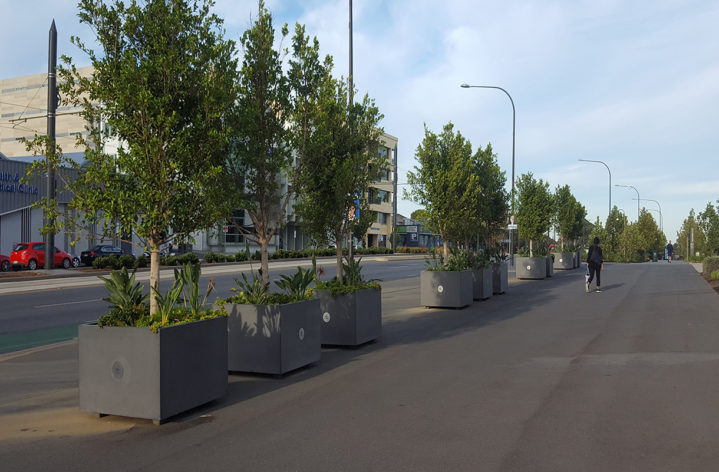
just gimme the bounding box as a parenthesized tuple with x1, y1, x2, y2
(492, 262, 508, 294)
(420, 270, 473, 308)
(554, 252, 574, 270)
(545, 256, 554, 277)
(224, 298, 321, 375)
(472, 267, 493, 300)
(79, 317, 227, 424)
(577, 249, 582, 268)
(515, 256, 547, 279)
(314, 288, 381, 346)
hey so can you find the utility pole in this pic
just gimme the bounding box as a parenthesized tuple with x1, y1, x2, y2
(45, 20, 57, 269)
(392, 145, 398, 252)
(348, 0, 353, 260)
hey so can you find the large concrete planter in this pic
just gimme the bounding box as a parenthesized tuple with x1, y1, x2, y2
(224, 298, 321, 375)
(79, 317, 227, 424)
(420, 270, 473, 308)
(545, 256, 554, 277)
(515, 256, 547, 279)
(554, 252, 574, 270)
(472, 266, 493, 300)
(492, 262, 508, 294)
(314, 288, 381, 346)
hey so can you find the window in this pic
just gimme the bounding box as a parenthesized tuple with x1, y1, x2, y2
(378, 212, 387, 224)
(225, 209, 245, 244)
(377, 146, 388, 160)
(379, 169, 390, 181)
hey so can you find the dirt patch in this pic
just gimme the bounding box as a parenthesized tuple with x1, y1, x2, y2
(0, 271, 50, 279)
(702, 274, 719, 295)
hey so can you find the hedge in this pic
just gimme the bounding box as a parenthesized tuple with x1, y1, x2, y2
(704, 256, 719, 275)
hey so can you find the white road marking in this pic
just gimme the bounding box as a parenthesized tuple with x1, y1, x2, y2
(35, 299, 102, 308)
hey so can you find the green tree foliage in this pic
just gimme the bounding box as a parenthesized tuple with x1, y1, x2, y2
(604, 206, 627, 260)
(515, 173, 553, 257)
(553, 185, 585, 251)
(50, 0, 237, 315)
(473, 143, 508, 248)
(698, 201, 719, 256)
(294, 58, 384, 283)
(226, 1, 293, 285)
(637, 209, 664, 254)
(588, 216, 609, 258)
(406, 123, 482, 261)
(676, 209, 706, 260)
(618, 222, 646, 262)
(410, 209, 430, 226)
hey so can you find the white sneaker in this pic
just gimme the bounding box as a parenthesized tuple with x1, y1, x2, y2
(585, 282, 590, 293)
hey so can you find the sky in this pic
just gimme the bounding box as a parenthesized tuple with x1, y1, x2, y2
(2, 0, 718, 243)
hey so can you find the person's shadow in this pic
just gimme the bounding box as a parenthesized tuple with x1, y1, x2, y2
(599, 283, 623, 291)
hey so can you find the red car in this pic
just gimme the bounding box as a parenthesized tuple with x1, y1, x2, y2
(10, 242, 74, 270)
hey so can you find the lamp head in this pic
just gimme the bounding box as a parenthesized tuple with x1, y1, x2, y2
(460, 83, 470, 88)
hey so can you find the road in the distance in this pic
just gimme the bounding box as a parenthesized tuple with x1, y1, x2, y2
(0, 258, 427, 353)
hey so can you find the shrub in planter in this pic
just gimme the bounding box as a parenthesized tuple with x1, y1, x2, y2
(469, 250, 493, 301)
(219, 265, 321, 375)
(119, 254, 135, 269)
(312, 255, 382, 346)
(420, 250, 473, 308)
(80, 264, 227, 424)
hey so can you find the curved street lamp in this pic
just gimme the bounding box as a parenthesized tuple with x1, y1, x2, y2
(634, 198, 662, 232)
(578, 159, 611, 218)
(615, 184, 640, 222)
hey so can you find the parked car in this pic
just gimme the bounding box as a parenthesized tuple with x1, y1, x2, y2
(80, 244, 125, 266)
(0, 254, 10, 272)
(10, 242, 74, 270)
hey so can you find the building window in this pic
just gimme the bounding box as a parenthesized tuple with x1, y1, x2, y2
(225, 209, 245, 244)
(378, 146, 388, 161)
(379, 169, 390, 181)
(377, 212, 387, 224)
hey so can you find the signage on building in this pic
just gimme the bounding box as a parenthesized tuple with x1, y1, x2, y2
(406, 225, 418, 233)
(0, 172, 38, 195)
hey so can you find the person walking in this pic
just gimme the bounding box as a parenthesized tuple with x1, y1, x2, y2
(586, 236, 604, 292)
(666, 240, 674, 262)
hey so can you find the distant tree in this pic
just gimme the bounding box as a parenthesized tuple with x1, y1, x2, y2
(515, 172, 553, 257)
(554, 185, 583, 251)
(410, 209, 430, 226)
(676, 208, 705, 259)
(637, 209, 664, 254)
(698, 201, 719, 256)
(46, 0, 237, 315)
(605, 206, 627, 260)
(618, 222, 646, 262)
(406, 123, 482, 261)
(473, 143, 508, 248)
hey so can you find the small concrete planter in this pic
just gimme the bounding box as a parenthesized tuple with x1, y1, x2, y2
(314, 288, 381, 346)
(420, 270, 473, 308)
(224, 298, 321, 375)
(554, 252, 574, 270)
(515, 256, 547, 279)
(492, 262, 508, 294)
(545, 256, 554, 277)
(79, 317, 227, 424)
(472, 266, 493, 300)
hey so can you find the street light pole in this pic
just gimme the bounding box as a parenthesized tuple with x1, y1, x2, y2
(633, 198, 662, 232)
(578, 159, 611, 218)
(460, 83, 516, 264)
(615, 184, 640, 222)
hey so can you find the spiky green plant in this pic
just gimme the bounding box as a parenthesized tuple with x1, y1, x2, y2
(99, 267, 149, 312)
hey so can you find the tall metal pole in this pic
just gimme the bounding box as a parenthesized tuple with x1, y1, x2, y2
(348, 0, 353, 104)
(45, 20, 57, 269)
(615, 184, 640, 222)
(460, 83, 516, 264)
(578, 159, 611, 218)
(392, 145, 398, 252)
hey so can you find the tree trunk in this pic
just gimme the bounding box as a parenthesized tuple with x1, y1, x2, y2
(443, 240, 449, 265)
(260, 236, 270, 286)
(529, 239, 533, 258)
(149, 237, 160, 316)
(336, 238, 343, 284)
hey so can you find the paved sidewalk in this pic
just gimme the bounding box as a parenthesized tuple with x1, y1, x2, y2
(1, 261, 717, 471)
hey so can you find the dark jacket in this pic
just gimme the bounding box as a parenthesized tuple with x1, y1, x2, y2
(666, 243, 674, 255)
(587, 244, 603, 265)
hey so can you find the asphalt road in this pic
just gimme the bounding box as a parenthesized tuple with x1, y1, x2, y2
(1, 261, 717, 471)
(0, 257, 428, 353)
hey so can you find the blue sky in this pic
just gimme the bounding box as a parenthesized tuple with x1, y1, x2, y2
(2, 0, 718, 242)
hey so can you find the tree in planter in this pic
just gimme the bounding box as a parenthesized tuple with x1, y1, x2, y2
(39, 0, 236, 316)
(605, 206, 627, 260)
(515, 173, 553, 257)
(473, 143, 508, 249)
(294, 58, 384, 282)
(554, 185, 577, 251)
(406, 123, 482, 262)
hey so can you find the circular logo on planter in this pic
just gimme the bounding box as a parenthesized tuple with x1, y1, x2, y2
(437, 285, 444, 293)
(559, 258, 563, 263)
(526, 265, 531, 270)
(323, 312, 331, 323)
(299, 328, 305, 340)
(112, 361, 124, 380)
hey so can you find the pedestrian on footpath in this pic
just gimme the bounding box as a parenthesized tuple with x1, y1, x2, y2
(666, 240, 674, 262)
(586, 236, 604, 292)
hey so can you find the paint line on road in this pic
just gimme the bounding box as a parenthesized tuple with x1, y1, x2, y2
(35, 298, 102, 308)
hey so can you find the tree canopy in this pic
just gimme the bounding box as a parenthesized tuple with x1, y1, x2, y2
(515, 172, 553, 257)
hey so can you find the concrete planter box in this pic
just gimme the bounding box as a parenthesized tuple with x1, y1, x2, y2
(554, 252, 574, 270)
(472, 267, 493, 300)
(492, 262, 508, 294)
(420, 270, 473, 308)
(545, 256, 554, 277)
(79, 317, 227, 424)
(314, 288, 381, 346)
(515, 256, 547, 279)
(224, 298, 321, 375)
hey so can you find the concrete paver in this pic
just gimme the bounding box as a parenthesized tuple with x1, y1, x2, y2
(0, 261, 717, 471)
